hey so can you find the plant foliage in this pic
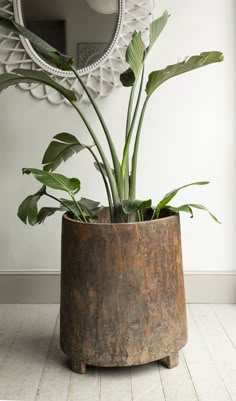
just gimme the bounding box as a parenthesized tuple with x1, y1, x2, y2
(0, 9, 223, 225)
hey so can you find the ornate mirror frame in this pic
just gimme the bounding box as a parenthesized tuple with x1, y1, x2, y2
(0, 0, 154, 104)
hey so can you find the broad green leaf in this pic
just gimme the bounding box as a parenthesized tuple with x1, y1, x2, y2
(14, 69, 76, 101)
(60, 198, 101, 221)
(61, 198, 101, 214)
(23, 168, 81, 194)
(17, 186, 46, 225)
(0, 70, 76, 102)
(155, 181, 209, 216)
(148, 10, 169, 52)
(122, 199, 152, 214)
(0, 16, 73, 70)
(188, 203, 221, 223)
(165, 203, 221, 223)
(120, 31, 146, 87)
(59, 199, 81, 219)
(164, 204, 194, 218)
(37, 207, 62, 224)
(146, 51, 224, 97)
(42, 132, 91, 172)
(79, 197, 101, 211)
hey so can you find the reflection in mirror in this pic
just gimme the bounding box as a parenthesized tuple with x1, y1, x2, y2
(21, 0, 119, 70)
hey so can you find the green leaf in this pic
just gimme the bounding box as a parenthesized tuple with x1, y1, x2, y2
(42, 132, 91, 172)
(23, 168, 81, 195)
(15, 69, 76, 101)
(146, 51, 224, 97)
(0, 70, 76, 101)
(148, 10, 169, 52)
(122, 199, 152, 214)
(120, 31, 146, 87)
(155, 181, 209, 216)
(37, 207, 62, 224)
(94, 162, 115, 178)
(164, 204, 194, 218)
(165, 204, 221, 223)
(60, 198, 101, 221)
(79, 197, 101, 211)
(17, 186, 46, 225)
(0, 16, 73, 70)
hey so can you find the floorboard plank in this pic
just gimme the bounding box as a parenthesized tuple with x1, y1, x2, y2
(191, 304, 236, 401)
(183, 305, 232, 401)
(67, 367, 100, 401)
(0, 304, 22, 367)
(0, 304, 58, 401)
(131, 362, 165, 401)
(213, 304, 236, 348)
(100, 367, 132, 401)
(35, 316, 72, 401)
(159, 351, 199, 401)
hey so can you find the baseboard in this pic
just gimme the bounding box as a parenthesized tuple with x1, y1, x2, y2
(0, 270, 235, 304)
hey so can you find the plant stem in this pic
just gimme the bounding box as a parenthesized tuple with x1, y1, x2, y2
(71, 193, 88, 222)
(130, 96, 149, 199)
(88, 148, 114, 223)
(124, 84, 136, 198)
(151, 210, 156, 220)
(70, 66, 124, 199)
(45, 191, 83, 222)
(121, 67, 145, 190)
(70, 100, 121, 211)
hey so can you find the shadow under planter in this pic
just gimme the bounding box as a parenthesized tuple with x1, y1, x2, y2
(60, 210, 187, 374)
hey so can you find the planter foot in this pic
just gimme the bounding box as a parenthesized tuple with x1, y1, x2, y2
(160, 352, 179, 369)
(71, 357, 86, 374)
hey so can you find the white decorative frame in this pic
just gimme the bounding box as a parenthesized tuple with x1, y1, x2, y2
(0, 0, 154, 105)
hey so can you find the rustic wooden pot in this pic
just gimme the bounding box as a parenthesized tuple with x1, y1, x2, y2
(60, 210, 187, 374)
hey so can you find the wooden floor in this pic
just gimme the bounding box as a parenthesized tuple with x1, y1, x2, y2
(0, 304, 236, 401)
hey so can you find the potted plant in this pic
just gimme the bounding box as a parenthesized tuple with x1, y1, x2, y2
(0, 10, 223, 374)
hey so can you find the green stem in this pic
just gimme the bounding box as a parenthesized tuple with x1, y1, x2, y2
(151, 210, 156, 220)
(70, 193, 88, 222)
(130, 96, 150, 199)
(121, 67, 145, 185)
(88, 148, 114, 223)
(70, 66, 124, 199)
(45, 191, 83, 222)
(124, 85, 136, 198)
(70, 100, 120, 210)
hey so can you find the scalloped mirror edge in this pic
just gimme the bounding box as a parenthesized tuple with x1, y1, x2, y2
(0, 0, 154, 104)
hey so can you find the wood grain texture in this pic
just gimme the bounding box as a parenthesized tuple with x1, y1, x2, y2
(60, 212, 187, 371)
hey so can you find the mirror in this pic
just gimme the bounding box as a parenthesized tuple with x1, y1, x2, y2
(21, 0, 119, 70)
(0, 0, 153, 104)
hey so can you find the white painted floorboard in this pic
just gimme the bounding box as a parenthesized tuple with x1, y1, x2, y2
(0, 304, 236, 401)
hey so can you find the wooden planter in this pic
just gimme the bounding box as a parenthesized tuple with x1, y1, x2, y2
(60, 211, 187, 374)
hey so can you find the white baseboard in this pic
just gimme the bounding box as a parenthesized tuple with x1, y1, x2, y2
(0, 270, 235, 304)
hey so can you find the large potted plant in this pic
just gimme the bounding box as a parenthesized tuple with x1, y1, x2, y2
(0, 11, 223, 374)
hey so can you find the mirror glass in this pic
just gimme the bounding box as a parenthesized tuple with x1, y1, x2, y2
(21, 0, 119, 70)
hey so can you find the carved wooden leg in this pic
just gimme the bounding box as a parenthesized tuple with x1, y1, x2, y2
(160, 352, 179, 369)
(71, 356, 86, 374)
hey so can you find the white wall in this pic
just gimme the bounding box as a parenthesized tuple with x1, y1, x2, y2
(0, 0, 235, 272)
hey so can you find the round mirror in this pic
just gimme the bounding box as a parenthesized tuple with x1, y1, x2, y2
(21, 0, 119, 70)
